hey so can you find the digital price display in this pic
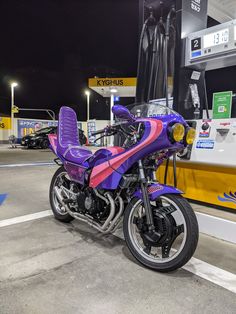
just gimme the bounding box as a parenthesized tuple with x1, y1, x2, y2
(186, 19, 236, 68)
(203, 28, 229, 48)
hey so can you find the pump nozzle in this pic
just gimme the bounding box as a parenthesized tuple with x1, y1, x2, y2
(194, 108, 200, 120)
(147, 7, 156, 24)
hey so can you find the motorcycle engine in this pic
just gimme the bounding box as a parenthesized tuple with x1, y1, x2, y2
(76, 189, 101, 215)
(84, 195, 96, 213)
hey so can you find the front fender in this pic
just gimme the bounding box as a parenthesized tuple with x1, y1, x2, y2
(133, 183, 183, 201)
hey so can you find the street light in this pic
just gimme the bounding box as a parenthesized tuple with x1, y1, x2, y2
(10, 82, 18, 135)
(109, 88, 118, 146)
(85, 90, 90, 121)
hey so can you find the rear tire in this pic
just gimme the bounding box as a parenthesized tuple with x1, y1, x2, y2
(123, 194, 198, 272)
(49, 166, 74, 223)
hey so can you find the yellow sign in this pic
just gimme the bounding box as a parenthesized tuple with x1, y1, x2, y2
(0, 117, 11, 130)
(12, 106, 19, 114)
(89, 77, 137, 88)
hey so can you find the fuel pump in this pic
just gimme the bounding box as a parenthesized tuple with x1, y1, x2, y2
(136, 0, 236, 211)
(136, 0, 208, 188)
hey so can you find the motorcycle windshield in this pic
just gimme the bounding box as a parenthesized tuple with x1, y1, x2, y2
(128, 102, 180, 118)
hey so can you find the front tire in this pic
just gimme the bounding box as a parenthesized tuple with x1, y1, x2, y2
(49, 166, 74, 223)
(123, 194, 198, 272)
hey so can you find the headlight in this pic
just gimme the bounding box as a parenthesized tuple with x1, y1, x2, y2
(186, 128, 196, 145)
(171, 123, 185, 142)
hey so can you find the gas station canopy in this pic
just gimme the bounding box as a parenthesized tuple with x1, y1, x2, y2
(88, 77, 137, 97)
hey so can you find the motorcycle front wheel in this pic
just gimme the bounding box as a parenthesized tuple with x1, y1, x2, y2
(123, 194, 199, 272)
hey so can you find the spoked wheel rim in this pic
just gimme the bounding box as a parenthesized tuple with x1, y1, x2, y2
(52, 171, 69, 216)
(128, 196, 187, 263)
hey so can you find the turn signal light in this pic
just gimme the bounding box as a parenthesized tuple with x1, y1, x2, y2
(171, 123, 185, 142)
(186, 128, 196, 145)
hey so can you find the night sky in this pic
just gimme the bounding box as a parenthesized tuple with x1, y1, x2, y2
(0, 1, 236, 121)
(0, 0, 139, 120)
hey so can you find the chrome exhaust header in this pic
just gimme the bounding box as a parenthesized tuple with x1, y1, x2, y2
(53, 186, 124, 234)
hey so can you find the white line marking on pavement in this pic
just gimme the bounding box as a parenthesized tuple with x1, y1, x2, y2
(0, 162, 55, 168)
(0, 210, 53, 228)
(183, 257, 236, 294)
(0, 210, 235, 294)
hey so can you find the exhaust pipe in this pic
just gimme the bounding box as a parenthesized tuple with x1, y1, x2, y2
(53, 186, 124, 234)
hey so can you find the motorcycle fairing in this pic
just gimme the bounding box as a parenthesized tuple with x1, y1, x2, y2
(88, 147, 125, 167)
(89, 118, 163, 189)
(63, 147, 126, 185)
(64, 161, 88, 185)
(88, 112, 187, 190)
(133, 183, 183, 201)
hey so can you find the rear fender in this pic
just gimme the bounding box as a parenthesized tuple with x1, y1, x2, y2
(133, 183, 183, 201)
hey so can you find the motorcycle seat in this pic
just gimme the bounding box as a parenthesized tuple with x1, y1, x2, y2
(63, 145, 92, 164)
(57, 106, 92, 165)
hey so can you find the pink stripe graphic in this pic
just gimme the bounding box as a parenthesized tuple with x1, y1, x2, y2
(89, 119, 163, 188)
(48, 134, 57, 153)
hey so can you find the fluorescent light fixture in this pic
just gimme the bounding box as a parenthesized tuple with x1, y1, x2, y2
(110, 88, 117, 93)
(85, 90, 90, 96)
(11, 82, 18, 88)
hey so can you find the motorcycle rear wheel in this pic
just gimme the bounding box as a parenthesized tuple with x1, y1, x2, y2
(49, 166, 74, 223)
(123, 194, 198, 272)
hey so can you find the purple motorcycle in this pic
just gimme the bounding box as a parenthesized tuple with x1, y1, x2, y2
(48, 103, 198, 272)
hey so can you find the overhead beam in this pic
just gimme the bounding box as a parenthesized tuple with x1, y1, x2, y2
(208, 0, 236, 23)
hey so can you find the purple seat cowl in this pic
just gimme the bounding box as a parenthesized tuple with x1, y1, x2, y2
(57, 106, 92, 164)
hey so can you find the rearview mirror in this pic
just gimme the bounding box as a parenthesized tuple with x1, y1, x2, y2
(112, 105, 136, 122)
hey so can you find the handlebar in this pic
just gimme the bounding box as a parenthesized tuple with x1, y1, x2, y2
(91, 129, 106, 136)
(91, 123, 138, 138)
(91, 125, 119, 137)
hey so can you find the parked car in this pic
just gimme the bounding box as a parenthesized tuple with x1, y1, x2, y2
(21, 126, 87, 149)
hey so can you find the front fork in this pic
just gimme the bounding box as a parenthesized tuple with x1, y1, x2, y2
(138, 160, 155, 231)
